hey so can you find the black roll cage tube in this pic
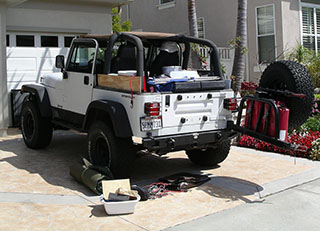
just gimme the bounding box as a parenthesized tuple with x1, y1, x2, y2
(104, 33, 144, 77)
(103, 33, 223, 81)
(166, 34, 223, 78)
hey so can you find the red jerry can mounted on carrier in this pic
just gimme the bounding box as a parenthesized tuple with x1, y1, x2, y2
(244, 100, 289, 141)
(230, 60, 314, 151)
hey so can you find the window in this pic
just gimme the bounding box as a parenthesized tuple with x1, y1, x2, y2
(197, 17, 205, 39)
(160, 0, 174, 4)
(302, 6, 320, 52)
(256, 5, 276, 63)
(41, 35, 58, 47)
(6, 35, 9, 47)
(67, 43, 96, 73)
(64, 36, 74, 47)
(158, 0, 175, 10)
(16, 35, 35, 47)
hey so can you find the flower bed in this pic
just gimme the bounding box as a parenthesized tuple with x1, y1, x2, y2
(240, 81, 258, 97)
(240, 131, 320, 158)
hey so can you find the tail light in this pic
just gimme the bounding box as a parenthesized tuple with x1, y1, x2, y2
(145, 102, 161, 116)
(224, 98, 238, 111)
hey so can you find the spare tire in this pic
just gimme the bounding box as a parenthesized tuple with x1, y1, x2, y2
(259, 60, 314, 130)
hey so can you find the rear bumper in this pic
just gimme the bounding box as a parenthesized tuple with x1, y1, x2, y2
(143, 125, 237, 154)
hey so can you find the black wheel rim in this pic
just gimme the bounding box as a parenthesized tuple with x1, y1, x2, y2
(94, 135, 111, 166)
(23, 109, 35, 139)
(269, 80, 287, 91)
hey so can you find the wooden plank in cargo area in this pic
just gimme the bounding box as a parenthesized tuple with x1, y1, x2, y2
(97, 74, 141, 93)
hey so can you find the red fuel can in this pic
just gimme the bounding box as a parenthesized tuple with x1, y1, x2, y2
(278, 106, 289, 141)
(244, 99, 289, 141)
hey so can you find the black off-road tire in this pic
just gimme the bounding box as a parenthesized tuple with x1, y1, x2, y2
(259, 60, 314, 130)
(87, 121, 135, 178)
(186, 140, 231, 166)
(21, 100, 53, 149)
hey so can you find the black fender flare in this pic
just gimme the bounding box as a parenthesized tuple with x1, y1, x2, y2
(21, 84, 52, 118)
(83, 100, 133, 138)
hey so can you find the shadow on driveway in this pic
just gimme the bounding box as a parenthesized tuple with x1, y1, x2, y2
(0, 131, 263, 202)
(0, 131, 93, 196)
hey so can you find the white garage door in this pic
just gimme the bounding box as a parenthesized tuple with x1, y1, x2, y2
(6, 32, 77, 91)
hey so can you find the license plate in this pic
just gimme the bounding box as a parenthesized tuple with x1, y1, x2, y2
(140, 117, 162, 131)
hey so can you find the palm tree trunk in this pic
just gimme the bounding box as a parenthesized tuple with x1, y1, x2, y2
(231, 0, 247, 93)
(188, 0, 202, 68)
(188, 0, 198, 38)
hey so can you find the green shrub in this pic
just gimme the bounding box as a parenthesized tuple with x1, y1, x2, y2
(307, 59, 320, 88)
(287, 44, 316, 64)
(301, 117, 320, 131)
(310, 138, 320, 160)
(286, 44, 320, 88)
(315, 94, 320, 100)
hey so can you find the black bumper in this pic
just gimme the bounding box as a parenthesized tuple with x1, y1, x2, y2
(143, 128, 237, 154)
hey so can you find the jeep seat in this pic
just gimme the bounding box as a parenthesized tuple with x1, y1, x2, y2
(150, 51, 179, 76)
(111, 44, 137, 74)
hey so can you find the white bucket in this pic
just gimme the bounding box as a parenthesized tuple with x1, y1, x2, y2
(100, 195, 140, 215)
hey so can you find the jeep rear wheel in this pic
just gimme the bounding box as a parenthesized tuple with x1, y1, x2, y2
(186, 140, 231, 166)
(87, 121, 135, 178)
(21, 100, 53, 149)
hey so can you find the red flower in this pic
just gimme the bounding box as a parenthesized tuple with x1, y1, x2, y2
(239, 131, 320, 158)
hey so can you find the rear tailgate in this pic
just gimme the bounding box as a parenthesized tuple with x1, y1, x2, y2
(159, 90, 234, 135)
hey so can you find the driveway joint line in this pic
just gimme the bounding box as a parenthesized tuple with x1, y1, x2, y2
(119, 216, 150, 231)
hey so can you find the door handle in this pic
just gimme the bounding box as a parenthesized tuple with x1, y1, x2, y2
(84, 76, 89, 85)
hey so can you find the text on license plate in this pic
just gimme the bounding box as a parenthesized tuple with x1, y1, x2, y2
(140, 118, 162, 131)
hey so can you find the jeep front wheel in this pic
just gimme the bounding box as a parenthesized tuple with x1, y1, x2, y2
(21, 100, 53, 149)
(87, 121, 135, 178)
(186, 140, 231, 166)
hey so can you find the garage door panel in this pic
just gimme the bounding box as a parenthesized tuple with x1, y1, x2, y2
(7, 48, 69, 57)
(39, 58, 59, 71)
(7, 58, 37, 71)
(7, 72, 40, 82)
(7, 45, 69, 91)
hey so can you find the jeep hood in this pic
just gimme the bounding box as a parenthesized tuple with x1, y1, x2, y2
(42, 72, 63, 88)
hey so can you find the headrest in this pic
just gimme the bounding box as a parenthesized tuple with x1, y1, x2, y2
(117, 44, 136, 60)
(160, 41, 179, 53)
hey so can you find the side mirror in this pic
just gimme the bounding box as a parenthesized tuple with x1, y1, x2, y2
(55, 55, 65, 70)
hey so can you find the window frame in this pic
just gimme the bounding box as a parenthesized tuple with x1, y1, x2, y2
(255, 4, 277, 64)
(157, 0, 175, 10)
(300, 2, 320, 53)
(6, 34, 9, 47)
(64, 36, 75, 48)
(159, 0, 174, 5)
(16, 34, 36, 47)
(197, 17, 205, 39)
(66, 39, 98, 74)
(40, 35, 59, 48)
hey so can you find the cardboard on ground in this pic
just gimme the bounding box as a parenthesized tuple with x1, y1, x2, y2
(102, 179, 130, 199)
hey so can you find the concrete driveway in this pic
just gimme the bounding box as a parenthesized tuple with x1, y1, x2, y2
(1, 129, 320, 231)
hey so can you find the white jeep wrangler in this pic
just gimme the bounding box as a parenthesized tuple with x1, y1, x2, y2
(20, 32, 314, 178)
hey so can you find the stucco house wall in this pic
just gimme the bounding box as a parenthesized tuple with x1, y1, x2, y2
(7, 1, 113, 34)
(124, 0, 238, 48)
(124, 0, 319, 82)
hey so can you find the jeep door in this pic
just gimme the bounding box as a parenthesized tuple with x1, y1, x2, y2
(62, 39, 97, 115)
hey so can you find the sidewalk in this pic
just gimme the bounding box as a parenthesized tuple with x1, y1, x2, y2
(0, 130, 320, 230)
(165, 178, 320, 231)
